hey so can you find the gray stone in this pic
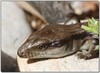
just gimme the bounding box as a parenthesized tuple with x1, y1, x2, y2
(28, 1, 74, 24)
(2, 2, 32, 71)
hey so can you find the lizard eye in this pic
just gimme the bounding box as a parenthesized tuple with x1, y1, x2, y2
(38, 45, 45, 50)
(38, 45, 43, 49)
(38, 45, 48, 51)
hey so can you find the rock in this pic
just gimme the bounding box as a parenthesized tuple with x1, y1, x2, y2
(2, 2, 32, 71)
(1, 51, 18, 72)
(27, 1, 74, 24)
(17, 54, 99, 71)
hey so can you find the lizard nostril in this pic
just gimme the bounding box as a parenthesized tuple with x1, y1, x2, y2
(18, 51, 26, 58)
(17, 48, 25, 58)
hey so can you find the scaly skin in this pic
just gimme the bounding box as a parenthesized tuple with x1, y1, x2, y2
(17, 23, 98, 59)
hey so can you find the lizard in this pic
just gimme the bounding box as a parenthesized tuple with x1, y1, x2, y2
(17, 22, 99, 59)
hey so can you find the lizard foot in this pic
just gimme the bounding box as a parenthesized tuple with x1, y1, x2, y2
(76, 38, 99, 60)
(76, 50, 92, 59)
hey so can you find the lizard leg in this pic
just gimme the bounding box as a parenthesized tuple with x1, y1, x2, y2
(76, 39, 98, 59)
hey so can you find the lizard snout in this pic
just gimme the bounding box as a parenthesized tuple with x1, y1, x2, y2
(17, 42, 32, 58)
(17, 47, 27, 58)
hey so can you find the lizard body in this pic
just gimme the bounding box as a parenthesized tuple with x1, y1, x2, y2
(17, 23, 98, 59)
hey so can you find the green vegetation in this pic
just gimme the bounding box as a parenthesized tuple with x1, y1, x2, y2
(81, 17, 99, 35)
